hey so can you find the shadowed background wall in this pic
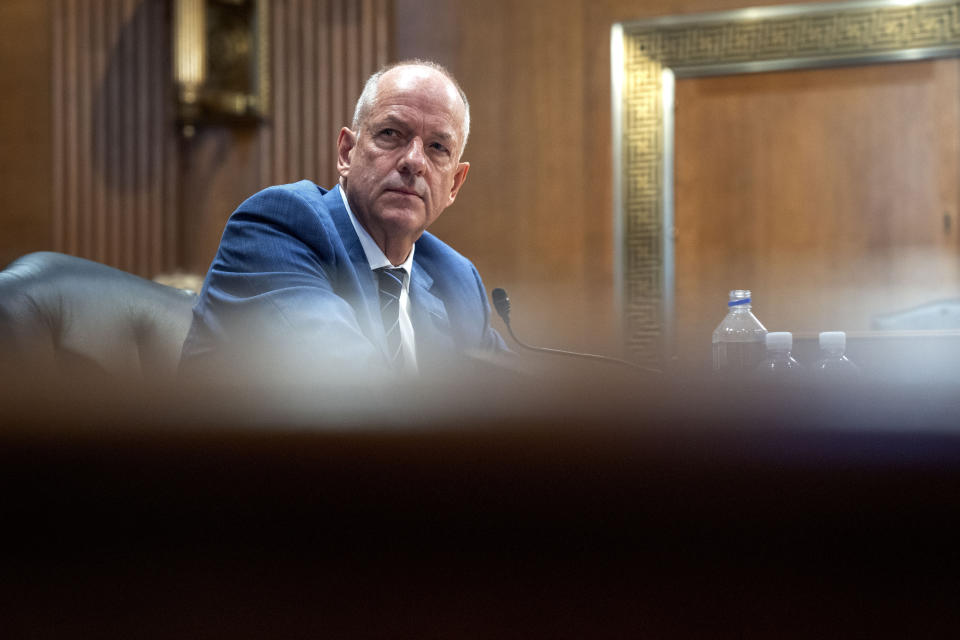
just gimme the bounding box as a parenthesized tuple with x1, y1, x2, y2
(3, 0, 954, 364)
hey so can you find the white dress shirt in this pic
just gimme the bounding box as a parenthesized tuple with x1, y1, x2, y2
(339, 187, 418, 372)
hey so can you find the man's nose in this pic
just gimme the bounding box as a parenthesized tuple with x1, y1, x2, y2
(398, 137, 426, 175)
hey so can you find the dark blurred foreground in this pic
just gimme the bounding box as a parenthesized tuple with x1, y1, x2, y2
(2, 361, 960, 638)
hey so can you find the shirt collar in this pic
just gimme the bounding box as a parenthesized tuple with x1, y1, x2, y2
(338, 185, 415, 279)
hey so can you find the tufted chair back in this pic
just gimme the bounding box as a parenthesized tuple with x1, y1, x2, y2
(0, 252, 197, 381)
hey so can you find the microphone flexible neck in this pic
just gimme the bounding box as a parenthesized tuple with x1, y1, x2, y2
(491, 288, 660, 374)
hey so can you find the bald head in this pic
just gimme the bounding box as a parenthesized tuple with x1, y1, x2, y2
(352, 60, 470, 158)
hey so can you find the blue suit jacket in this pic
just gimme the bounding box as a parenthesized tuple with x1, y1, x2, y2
(180, 181, 506, 378)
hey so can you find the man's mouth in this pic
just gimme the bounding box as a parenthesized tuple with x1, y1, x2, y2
(385, 188, 422, 199)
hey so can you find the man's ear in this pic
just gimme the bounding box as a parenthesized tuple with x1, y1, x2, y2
(447, 162, 470, 204)
(336, 127, 357, 178)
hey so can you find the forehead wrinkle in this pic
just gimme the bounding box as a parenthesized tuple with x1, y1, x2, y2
(368, 107, 459, 146)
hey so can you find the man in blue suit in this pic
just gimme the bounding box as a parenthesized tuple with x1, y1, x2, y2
(180, 60, 506, 382)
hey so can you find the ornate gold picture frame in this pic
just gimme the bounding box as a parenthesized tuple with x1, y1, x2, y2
(612, 0, 960, 366)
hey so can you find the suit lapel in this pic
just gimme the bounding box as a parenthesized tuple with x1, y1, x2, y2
(326, 185, 370, 275)
(409, 260, 453, 366)
(324, 186, 390, 358)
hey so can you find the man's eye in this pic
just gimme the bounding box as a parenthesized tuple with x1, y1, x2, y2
(430, 142, 450, 154)
(379, 128, 399, 138)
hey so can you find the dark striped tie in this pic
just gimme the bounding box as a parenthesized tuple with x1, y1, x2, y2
(375, 267, 406, 367)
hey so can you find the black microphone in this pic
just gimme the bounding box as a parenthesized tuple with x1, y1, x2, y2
(491, 287, 511, 324)
(490, 288, 660, 374)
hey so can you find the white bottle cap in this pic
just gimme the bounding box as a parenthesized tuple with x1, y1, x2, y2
(819, 331, 846, 350)
(766, 331, 792, 351)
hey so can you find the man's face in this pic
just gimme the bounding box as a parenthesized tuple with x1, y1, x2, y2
(337, 66, 470, 262)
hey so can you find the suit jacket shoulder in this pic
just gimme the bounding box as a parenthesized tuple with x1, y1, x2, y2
(180, 181, 387, 378)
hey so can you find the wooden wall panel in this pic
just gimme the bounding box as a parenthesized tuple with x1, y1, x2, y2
(51, 0, 177, 277)
(674, 60, 960, 369)
(0, 0, 53, 268)
(263, 0, 390, 187)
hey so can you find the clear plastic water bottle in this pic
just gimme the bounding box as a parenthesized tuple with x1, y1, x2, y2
(814, 331, 859, 381)
(712, 289, 767, 374)
(756, 331, 802, 378)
